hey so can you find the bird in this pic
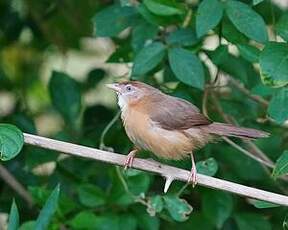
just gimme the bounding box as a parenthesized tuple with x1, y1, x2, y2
(106, 81, 269, 187)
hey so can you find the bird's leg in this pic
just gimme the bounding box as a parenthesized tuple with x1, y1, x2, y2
(124, 149, 138, 170)
(188, 153, 197, 187)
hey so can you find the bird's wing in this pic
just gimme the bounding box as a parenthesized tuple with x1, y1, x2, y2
(149, 95, 211, 130)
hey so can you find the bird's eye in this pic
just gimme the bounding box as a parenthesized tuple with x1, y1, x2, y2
(126, 86, 132, 91)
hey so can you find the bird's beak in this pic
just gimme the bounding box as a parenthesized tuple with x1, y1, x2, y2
(105, 83, 121, 93)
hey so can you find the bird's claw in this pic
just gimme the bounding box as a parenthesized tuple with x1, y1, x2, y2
(124, 150, 137, 170)
(188, 168, 197, 188)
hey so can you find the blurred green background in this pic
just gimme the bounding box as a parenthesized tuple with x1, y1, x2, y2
(0, 0, 288, 229)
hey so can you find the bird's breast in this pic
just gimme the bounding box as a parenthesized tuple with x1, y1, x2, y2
(121, 107, 193, 160)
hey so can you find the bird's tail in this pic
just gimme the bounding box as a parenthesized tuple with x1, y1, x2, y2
(205, 122, 269, 139)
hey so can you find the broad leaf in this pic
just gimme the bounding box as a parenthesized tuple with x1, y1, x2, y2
(237, 44, 260, 63)
(273, 150, 288, 178)
(143, 0, 183, 16)
(168, 47, 204, 89)
(163, 195, 193, 222)
(166, 28, 199, 46)
(49, 71, 82, 124)
(202, 190, 233, 228)
(132, 20, 158, 52)
(69, 212, 101, 229)
(8, 199, 19, 230)
(234, 213, 272, 230)
(196, 0, 223, 37)
(268, 88, 288, 124)
(196, 157, 218, 176)
(77, 184, 106, 207)
(260, 42, 288, 87)
(0, 124, 24, 161)
(19, 221, 35, 230)
(35, 184, 60, 230)
(93, 4, 139, 37)
(132, 42, 166, 76)
(225, 0, 268, 43)
(276, 12, 288, 42)
(222, 16, 248, 44)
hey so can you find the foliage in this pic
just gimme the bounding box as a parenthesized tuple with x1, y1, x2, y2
(0, 0, 288, 229)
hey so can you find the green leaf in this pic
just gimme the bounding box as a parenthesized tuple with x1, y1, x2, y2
(237, 44, 260, 63)
(68, 211, 100, 229)
(250, 199, 280, 209)
(49, 71, 82, 124)
(19, 221, 36, 230)
(225, 0, 268, 43)
(143, 0, 183, 16)
(163, 195, 193, 222)
(196, 157, 218, 176)
(132, 20, 158, 52)
(272, 150, 288, 178)
(196, 0, 223, 37)
(135, 210, 159, 230)
(126, 170, 151, 195)
(168, 47, 204, 89)
(234, 213, 272, 230)
(8, 199, 19, 230)
(77, 184, 106, 207)
(268, 88, 288, 124)
(0, 124, 24, 161)
(222, 16, 248, 44)
(276, 12, 288, 42)
(253, 0, 264, 5)
(132, 42, 166, 76)
(35, 184, 60, 230)
(166, 28, 199, 46)
(119, 214, 137, 230)
(147, 195, 164, 216)
(93, 4, 139, 37)
(207, 45, 248, 83)
(260, 42, 288, 87)
(202, 190, 233, 228)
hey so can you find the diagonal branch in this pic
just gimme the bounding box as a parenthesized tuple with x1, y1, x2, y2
(23, 133, 288, 206)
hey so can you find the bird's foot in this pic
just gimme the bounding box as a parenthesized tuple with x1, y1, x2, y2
(187, 166, 197, 188)
(124, 150, 137, 170)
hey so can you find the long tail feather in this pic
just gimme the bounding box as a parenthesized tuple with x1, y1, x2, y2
(206, 122, 269, 139)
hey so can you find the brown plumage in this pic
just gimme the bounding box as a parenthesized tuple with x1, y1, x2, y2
(106, 81, 269, 186)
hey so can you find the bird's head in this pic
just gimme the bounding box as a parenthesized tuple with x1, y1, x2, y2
(106, 81, 159, 110)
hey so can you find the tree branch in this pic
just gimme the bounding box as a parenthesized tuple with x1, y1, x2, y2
(0, 164, 34, 207)
(23, 133, 288, 207)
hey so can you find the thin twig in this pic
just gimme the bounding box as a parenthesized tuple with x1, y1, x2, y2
(0, 164, 34, 207)
(228, 77, 269, 107)
(23, 133, 288, 206)
(222, 137, 274, 168)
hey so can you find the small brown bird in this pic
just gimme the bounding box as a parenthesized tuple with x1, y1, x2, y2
(106, 81, 269, 186)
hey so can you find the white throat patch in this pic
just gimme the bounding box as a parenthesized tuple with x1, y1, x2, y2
(117, 95, 128, 111)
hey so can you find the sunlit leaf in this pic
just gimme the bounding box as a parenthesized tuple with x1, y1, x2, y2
(0, 124, 24, 161)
